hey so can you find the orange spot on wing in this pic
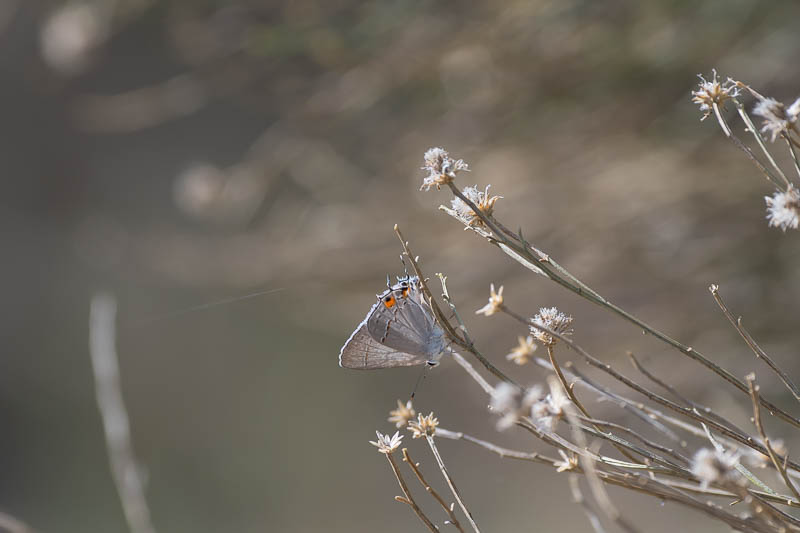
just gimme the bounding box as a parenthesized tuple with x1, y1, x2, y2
(383, 295, 396, 308)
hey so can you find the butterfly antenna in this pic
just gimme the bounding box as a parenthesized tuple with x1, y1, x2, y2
(409, 364, 430, 401)
(399, 254, 410, 278)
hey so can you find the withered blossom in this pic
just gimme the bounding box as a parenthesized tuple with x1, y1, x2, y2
(408, 412, 439, 438)
(506, 335, 537, 365)
(420, 147, 469, 191)
(388, 399, 416, 429)
(530, 307, 573, 346)
(752, 95, 800, 142)
(691, 70, 738, 121)
(450, 184, 502, 227)
(475, 284, 504, 317)
(370, 430, 403, 454)
(765, 186, 800, 231)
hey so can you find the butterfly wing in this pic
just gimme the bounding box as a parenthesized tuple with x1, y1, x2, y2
(366, 295, 444, 357)
(339, 320, 430, 369)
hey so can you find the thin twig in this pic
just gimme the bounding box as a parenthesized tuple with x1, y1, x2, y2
(537, 323, 800, 473)
(733, 100, 791, 190)
(403, 449, 465, 532)
(556, 360, 683, 442)
(425, 436, 481, 533)
(435, 428, 559, 465)
(89, 293, 157, 533)
(579, 416, 691, 466)
(439, 189, 800, 430)
(711, 284, 800, 403)
(748, 375, 800, 503)
(384, 452, 440, 532)
(449, 351, 494, 395)
(626, 352, 750, 436)
(557, 376, 643, 533)
(783, 131, 800, 181)
(699, 422, 777, 496)
(545, 344, 643, 465)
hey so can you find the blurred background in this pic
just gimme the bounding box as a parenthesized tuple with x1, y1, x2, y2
(2, 1, 800, 531)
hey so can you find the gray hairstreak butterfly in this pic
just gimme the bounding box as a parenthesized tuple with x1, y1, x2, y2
(339, 275, 446, 369)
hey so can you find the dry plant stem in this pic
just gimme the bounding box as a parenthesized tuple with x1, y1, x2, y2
(626, 352, 691, 407)
(448, 423, 782, 530)
(89, 293, 157, 533)
(598, 474, 777, 533)
(546, 345, 590, 419)
(782, 132, 800, 180)
(545, 343, 644, 465)
(562, 361, 713, 443)
(447, 420, 800, 526)
(711, 101, 732, 137)
(557, 360, 683, 442)
(442, 186, 800, 431)
(537, 323, 800, 474)
(700, 422, 777, 497)
(393, 224, 514, 385)
(384, 452, 440, 532)
(508, 306, 674, 466)
(748, 377, 800, 503)
(449, 351, 494, 395)
(580, 417, 690, 465)
(568, 476, 609, 533)
(627, 352, 750, 436)
(558, 377, 643, 533)
(571, 422, 689, 475)
(436, 273, 473, 346)
(425, 436, 481, 533)
(0, 511, 35, 533)
(402, 449, 465, 532)
(756, 497, 800, 530)
(733, 101, 791, 190)
(435, 428, 559, 466)
(711, 286, 800, 403)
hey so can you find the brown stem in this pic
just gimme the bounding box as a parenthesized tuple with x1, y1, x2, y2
(402, 449, 465, 532)
(439, 188, 800, 431)
(538, 323, 800, 473)
(425, 436, 481, 533)
(384, 452, 440, 532)
(711, 285, 800, 403)
(747, 376, 800, 503)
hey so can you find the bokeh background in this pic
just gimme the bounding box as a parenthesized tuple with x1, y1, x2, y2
(2, 1, 800, 532)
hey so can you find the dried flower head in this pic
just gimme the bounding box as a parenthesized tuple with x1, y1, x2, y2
(554, 450, 579, 473)
(691, 70, 738, 121)
(530, 307, 573, 346)
(765, 185, 800, 232)
(752, 96, 800, 142)
(506, 335, 537, 365)
(420, 147, 469, 191)
(691, 448, 741, 489)
(370, 430, 403, 454)
(531, 380, 571, 432)
(475, 284, 504, 317)
(408, 412, 439, 438)
(490, 383, 543, 431)
(388, 399, 416, 429)
(450, 184, 502, 227)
